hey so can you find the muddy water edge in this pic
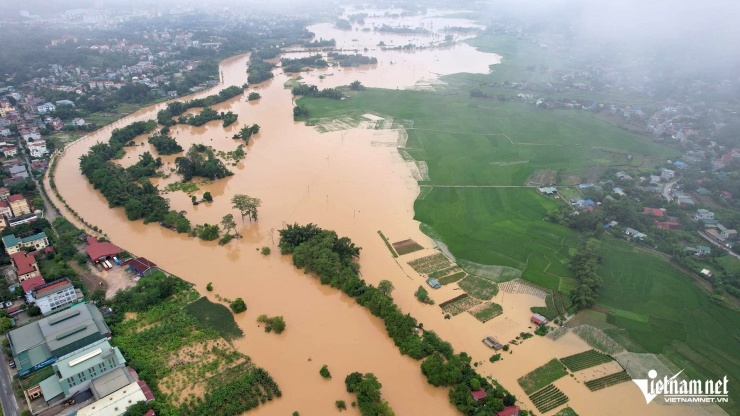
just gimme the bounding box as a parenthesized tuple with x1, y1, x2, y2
(44, 18, 708, 416)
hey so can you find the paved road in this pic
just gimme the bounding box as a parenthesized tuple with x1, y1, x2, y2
(698, 230, 740, 260)
(19, 148, 60, 223)
(662, 178, 679, 202)
(0, 349, 20, 416)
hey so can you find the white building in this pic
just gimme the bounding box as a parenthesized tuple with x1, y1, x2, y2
(694, 209, 714, 221)
(661, 168, 675, 181)
(27, 141, 48, 158)
(3, 146, 17, 157)
(36, 102, 56, 114)
(22, 131, 42, 141)
(31, 279, 80, 316)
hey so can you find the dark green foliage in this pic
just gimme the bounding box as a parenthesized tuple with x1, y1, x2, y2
(304, 38, 336, 47)
(320, 364, 332, 379)
(415, 286, 433, 304)
(198, 224, 220, 241)
(27, 305, 41, 317)
(291, 84, 343, 99)
(156, 86, 245, 127)
(293, 105, 309, 120)
(327, 52, 378, 67)
(345, 372, 363, 393)
(281, 54, 328, 73)
(247, 55, 275, 84)
(203, 192, 213, 202)
(148, 133, 183, 155)
(230, 297, 247, 313)
(350, 373, 395, 416)
(185, 297, 244, 341)
(247, 92, 261, 101)
(349, 81, 365, 91)
(175, 145, 233, 181)
(206, 282, 213, 291)
(79, 121, 169, 223)
(336, 400, 347, 411)
(222, 111, 238, 127)
(180, 366, 282, 416)
(236, 124, 260, 142)
(179, 107, 219, 126)
(126, 152, 162, 180)
(91, 289, 106, 304)
(109, 272, 190, 315)
(569, 239, 603, 310)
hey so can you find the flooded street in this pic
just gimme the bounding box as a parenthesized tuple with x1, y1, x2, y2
(44, 11, 712, 416)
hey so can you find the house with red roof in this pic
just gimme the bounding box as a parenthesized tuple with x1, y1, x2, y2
(127, 257, 157, 276)
(470, 388, 487, 402)
(497, 405, 520, 416)
(85, 237, 122, 262)
(21, 275, 46, 300)
(643, 207, 664, 217)
(531, 313, 548, 325)
(654, 220, 680, 230)
(10, 251, 40, 281)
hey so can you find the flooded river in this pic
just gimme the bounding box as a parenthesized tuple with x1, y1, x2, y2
(45, 10, 713, 416)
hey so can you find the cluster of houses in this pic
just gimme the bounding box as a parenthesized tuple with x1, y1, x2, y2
(0, 191, 41, 230)
(2, 230, 159, 414)
(694, 209, 738, 248)
(8, 306, 154, 415)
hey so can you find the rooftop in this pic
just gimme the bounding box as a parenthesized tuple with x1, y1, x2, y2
(10, 251, 38, 275)
(2, 232, 47, 248)
(34, 279, 73, 297)
(127, 257, 157, 272)
(85, 238, 121, 261)
(8, 194, 25, 203)
(54, 339, 125, 380)
(90, 367, 134, 400)
(20, 275, 45, 293)
(77, 381, 148, 416)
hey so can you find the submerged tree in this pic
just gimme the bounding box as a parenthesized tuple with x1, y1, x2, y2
(221, 213, 237, 235)
(232, 194, 262, 222)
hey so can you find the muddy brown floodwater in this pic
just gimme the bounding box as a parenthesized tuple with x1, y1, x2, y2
(45, 11, 719, 416)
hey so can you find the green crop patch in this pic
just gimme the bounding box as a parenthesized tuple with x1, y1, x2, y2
(518, 359, 568, 394)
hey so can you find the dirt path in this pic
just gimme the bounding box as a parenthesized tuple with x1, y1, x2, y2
(69, 262, 108, 295)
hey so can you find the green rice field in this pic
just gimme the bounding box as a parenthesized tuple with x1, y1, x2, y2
(296, 34, 739, 411)
(518, 358, 568, 394)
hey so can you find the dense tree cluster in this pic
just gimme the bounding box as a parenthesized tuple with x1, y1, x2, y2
(291, 84, 343, 99)
(126, 152, 162, 181)
(148, 133, 184, 155)
(293, 105, 309, 120)
(222, 111, 238, 127)
(161, 210, 191, 234)
(156, 86, 245, 127)
(303, 38, 336, 47)
(235, 124, 261, 143)
(175, 144, 233, 181)
(344, 372, 395, 416)
(247, 55, 276, 84)
(349, 80, 366, 91)
(231, 194, 261, 222)
(281, 54, 328, 73)
(80, 121, 170, 223)
(247, 92, 261, 101)
(278, 224, 514, 415)
(569, 239, 603, 309)
(328, 52, 378, 67)
(257, 315, 286, 334)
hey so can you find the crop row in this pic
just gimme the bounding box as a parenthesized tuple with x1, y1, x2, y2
(585, 371, 632, 391)
(529, 384, 569, 413)
(560, 349, 614, 372)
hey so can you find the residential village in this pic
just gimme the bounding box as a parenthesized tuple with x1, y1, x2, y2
(537, 140, 740, 300)
(0, 209, 161, 415)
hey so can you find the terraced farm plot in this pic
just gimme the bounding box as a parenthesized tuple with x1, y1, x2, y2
(438, 271, 467, 285)
(528, 384, 569, 414)
(392, 238, 424, 255)
(518, 358, 568, 394)
(469, 301, 503, 322)
(560, 349, 615, 372)
(408, 252, 453, 275)
(571, 325, 625, 355)
(584, 371, 632, 391)
(457, 275, 499, 300)
(554, 407, 579, 416)
(439, 294, 482, 316)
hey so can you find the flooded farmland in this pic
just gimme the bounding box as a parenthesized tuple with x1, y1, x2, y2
(44, 10, 713, 416)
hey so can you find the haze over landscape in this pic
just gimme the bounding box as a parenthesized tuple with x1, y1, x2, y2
(0, 1, 737, 416)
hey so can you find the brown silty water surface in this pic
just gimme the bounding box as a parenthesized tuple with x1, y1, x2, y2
(45, 11, 721, 416)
